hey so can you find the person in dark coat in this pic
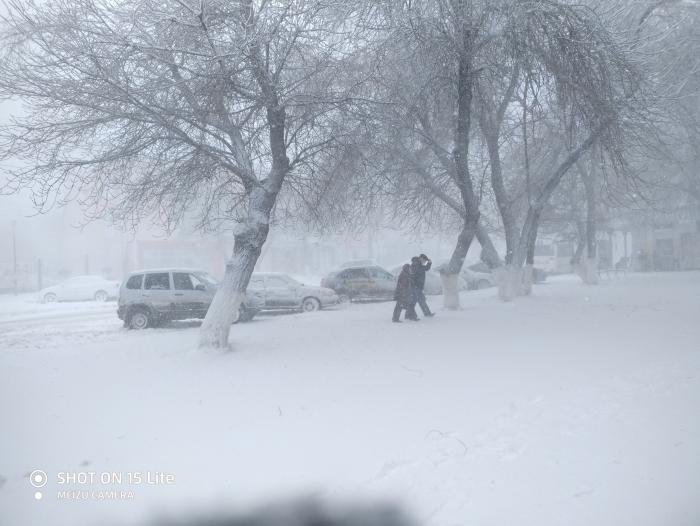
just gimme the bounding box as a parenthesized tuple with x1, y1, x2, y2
(411, 253, 434, 317)
(392, 264, 418, 322)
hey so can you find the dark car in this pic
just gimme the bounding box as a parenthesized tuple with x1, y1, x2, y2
(320, 265, 397, 302)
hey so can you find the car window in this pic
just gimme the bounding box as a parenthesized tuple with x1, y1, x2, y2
(126, 274, 143, 290)
(249, 277, 265, 289)
(343, 268, 368, 280)
(368, 268, 393, 280)
(193, 272, 217, 286)
(266, 276, 289, 288)
(173, 272, 194, 290)
(189, 273, 209, 289)
(144, 273, 170, 290)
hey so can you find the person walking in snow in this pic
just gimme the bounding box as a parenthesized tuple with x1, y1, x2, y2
(411, 254, 434, 317)
(392, 264, 419, 322)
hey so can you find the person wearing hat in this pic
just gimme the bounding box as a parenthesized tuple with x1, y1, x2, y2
(410, 253, 434, 317)
(392, 264, 419, 322)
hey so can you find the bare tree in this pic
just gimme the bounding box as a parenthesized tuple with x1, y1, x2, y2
(420, 0, 652, 301)
(329, 0, 508, 309)
(0, 0, 358, 348)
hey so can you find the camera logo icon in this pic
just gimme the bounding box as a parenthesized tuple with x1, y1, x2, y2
(30, 470, 48, 488)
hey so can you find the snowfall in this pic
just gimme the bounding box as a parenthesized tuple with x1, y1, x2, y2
(0, 272, 699, 526)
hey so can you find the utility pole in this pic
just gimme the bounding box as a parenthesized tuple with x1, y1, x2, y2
(12, 220, 18, 295)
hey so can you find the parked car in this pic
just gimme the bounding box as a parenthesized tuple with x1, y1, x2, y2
(117, 268, 262, 329)
(337, 259, 375, 269)
(467, 261, 491, 274)
(432, 262, 495, 291)
(247, 273, 339, 312)
(532, 267, 548, 283)
(321, 265, 397, 302)
(389, 265, 445, 295)
(40, 275, 120, 303)
(467, 261, 547, 284)
(461, 268, 497, 290)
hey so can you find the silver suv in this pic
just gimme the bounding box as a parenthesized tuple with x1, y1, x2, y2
(117, 268, 263, 329)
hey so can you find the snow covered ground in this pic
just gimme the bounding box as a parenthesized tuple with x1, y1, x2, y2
(1, 272, 699, 526)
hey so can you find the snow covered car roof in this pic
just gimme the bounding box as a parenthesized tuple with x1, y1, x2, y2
(126, 268, 209, 275)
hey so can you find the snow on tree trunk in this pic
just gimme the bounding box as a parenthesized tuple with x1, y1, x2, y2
(440, 273, 461, 310)
(199, 188, 272, 350)
(576, 256, 599, 285)
(522, 264, 534, 295)
(496, 264, 523, 301)
(440, 218, 479, 310)
(198, 279, 245, 350)
(522, 209, 540, 296)
(586, 257, 599, 284)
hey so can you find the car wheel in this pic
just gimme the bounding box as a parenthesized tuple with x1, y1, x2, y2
(94, 290, 108, 302)
(476, 279, 491, 290)
(337, 293, 350, 304)
(128, 308, 150, 330)
(43, 292, 57, 303)
(238, 307, 257, 323)
(302, 297, 321, 312)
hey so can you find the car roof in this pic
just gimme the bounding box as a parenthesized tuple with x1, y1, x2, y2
(338, 259, 375, 268)
(336, 265, 393, 274)
(127, 268, 208, 275)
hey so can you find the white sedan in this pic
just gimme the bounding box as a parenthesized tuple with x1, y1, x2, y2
(460, 268, 497, 290)
(40, 275, 121, 303)
(248, 273, 339, 312)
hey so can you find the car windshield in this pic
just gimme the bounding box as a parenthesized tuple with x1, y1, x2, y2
(193, 272, 218, 286)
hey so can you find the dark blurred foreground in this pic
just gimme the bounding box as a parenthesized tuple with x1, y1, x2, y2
(144, 500, 414, 526)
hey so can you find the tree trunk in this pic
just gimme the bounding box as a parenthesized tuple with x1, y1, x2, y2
(440, 216, 479, 309)
(517, 134, 602, 295)
(572, 219, 586, 266)
(495, 264, 523, 301)
(483, 130, 519, 266)
(578, 158, 599, 285)
(476, 223, 503, 269)
(440, 273, 461, 310)
(199, 187, 273, 349)
(522, 214, 540, 296)
(513, 208, 541, 296)
(198, 81, 289, 349)
(482, 126, 518, 300)
(438, 27, 480, 311)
